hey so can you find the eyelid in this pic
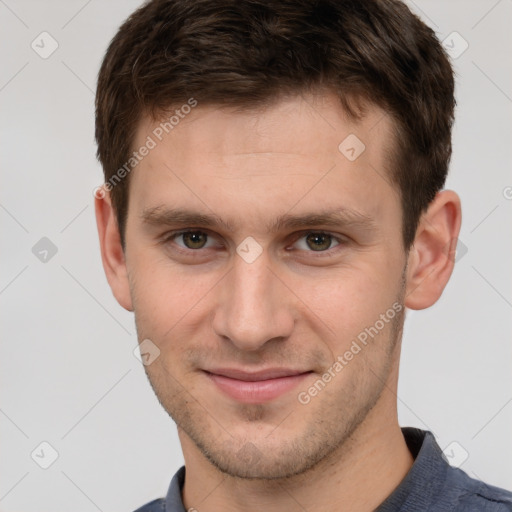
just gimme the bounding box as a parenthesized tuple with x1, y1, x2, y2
(162, 228, 220, 251)
(287, 230, 345, 255)
(161, 228, 347, 255)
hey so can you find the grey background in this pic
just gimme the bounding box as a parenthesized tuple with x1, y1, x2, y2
(1, 1, 511, 510)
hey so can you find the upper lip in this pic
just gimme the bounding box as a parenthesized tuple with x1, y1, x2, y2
(204, 368, 312, 381)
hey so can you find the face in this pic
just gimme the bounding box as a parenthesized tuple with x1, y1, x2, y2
(123, 92, 408, 479)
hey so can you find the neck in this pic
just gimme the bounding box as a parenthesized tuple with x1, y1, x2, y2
(179, 390, 414, 512)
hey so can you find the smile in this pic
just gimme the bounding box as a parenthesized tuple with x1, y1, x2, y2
(203, 369, 313, 404)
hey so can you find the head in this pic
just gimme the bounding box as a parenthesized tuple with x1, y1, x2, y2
(95, 0, 461, 479)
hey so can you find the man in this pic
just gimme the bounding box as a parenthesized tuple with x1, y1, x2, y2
(94, 0, 512, 510)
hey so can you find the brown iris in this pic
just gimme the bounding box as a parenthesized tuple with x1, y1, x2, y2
(182, 231, 208, 249)
(305, 233, 333, 251)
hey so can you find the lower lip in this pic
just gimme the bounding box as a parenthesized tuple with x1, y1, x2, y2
(205, 372, 312, 403)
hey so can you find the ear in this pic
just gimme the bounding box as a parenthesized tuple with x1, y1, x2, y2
(94, 188, 133, 312)
(405, 190, 462, 310)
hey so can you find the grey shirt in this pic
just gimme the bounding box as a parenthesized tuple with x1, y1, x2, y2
(134, 427, 512, 511)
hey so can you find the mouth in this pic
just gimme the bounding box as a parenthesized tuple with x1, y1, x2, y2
(203, 368, 314, 404)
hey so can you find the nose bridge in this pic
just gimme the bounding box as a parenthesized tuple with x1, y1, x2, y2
(213, 253, 293, 350)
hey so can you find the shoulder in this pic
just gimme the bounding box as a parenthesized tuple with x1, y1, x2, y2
(442, 464, 512, 511)
(132, 498, 166, 512)
(131, 466, 186, 512)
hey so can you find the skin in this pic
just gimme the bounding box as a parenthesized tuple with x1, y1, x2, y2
(96, 91, 461, 512)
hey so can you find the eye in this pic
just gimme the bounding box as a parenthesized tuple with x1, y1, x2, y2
(292, 232, 341, 252)
(162, 229, 344, 258)
(165, 230, 217, 250)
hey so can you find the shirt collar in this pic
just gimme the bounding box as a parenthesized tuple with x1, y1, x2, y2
(165, 465, 186, 512)
(375, 427, 449, 511)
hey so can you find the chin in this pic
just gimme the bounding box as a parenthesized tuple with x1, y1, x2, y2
(188, 428, 337, 481)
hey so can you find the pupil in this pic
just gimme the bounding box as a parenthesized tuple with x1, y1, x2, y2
(184, 231, 207, 249)
(307, 233, 331, 251)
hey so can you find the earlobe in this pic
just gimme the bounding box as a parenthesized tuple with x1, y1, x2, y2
(94, 189, 133, 312)
(404, 190, 462, 310)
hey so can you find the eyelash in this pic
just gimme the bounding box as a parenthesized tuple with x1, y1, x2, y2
(161, 229, 346, 258)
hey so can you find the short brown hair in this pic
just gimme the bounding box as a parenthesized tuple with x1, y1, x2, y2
(95, 0, 455, 250)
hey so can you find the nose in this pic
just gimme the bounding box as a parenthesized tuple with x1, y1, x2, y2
(212, 252, 295, 352)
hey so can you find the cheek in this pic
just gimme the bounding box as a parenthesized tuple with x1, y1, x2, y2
(128, 251, 217, 341)
(287, 263, 402, 350)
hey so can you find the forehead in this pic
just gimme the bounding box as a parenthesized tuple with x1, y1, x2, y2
(136, 92, 393, 160)
(127, 92, 400, 236)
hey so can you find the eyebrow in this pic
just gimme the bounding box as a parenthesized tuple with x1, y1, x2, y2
(140, 206, 377, 233)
